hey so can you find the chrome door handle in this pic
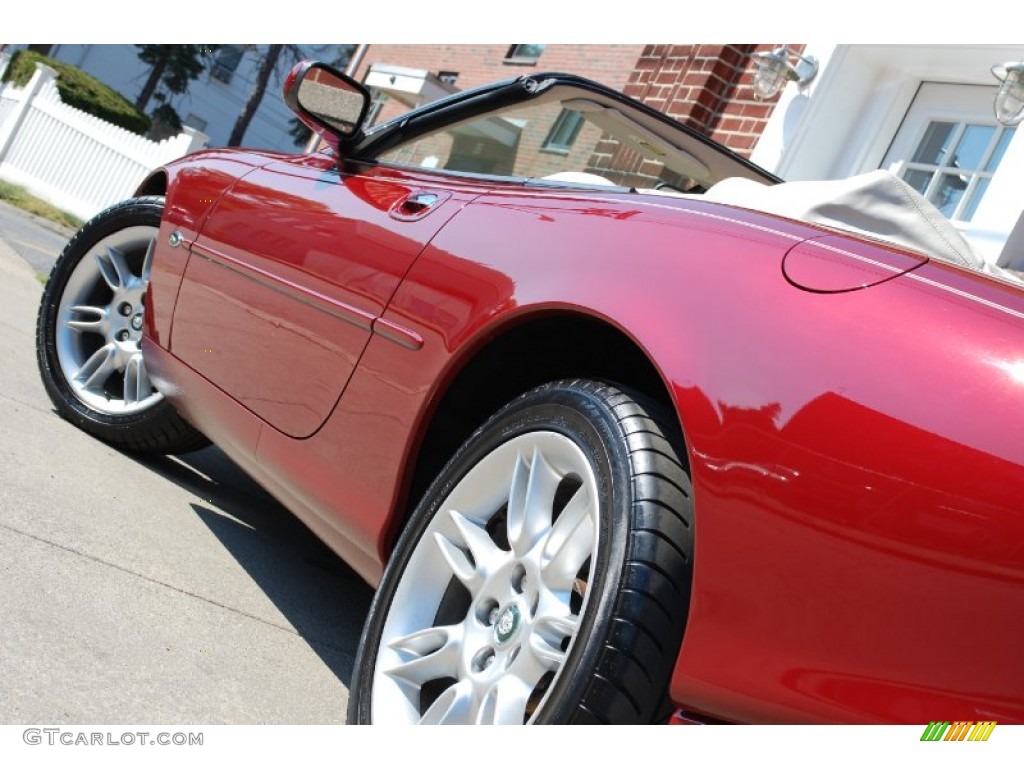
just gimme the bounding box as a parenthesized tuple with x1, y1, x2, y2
(390, 190, 449, 221)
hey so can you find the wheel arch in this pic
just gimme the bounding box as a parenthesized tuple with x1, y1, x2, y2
(387, 308, 688, 553)
(134, 169, 168, 197)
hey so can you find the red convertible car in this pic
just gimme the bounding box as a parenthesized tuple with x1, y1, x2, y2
(35, 61, 1024, 725)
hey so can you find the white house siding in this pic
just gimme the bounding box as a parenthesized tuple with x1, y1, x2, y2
(751, 44, 1024, 265)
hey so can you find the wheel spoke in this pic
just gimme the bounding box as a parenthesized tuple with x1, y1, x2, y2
(65, 304, 108, 334)
(418, 679, 474, 725)
(477, 675, 533, 724)
(123, 354, 152, 407)
(140, 236, 156, 282)
(434, 508, 503, 587)
(529, 613, 578, 670)
(540, 484, 595, 588)
(432, 531, 477, 586)
(383, 625, 461, 687)
(74, 343, 120, 391)
(507, 448, 561, 556)
(94, 245, 133, 291)
(527, 634, 566, 671)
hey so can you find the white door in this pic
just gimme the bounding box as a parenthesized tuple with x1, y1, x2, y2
(882, 83, 1016, 224)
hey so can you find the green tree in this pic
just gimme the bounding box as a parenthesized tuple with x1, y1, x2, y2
(135, 45, 218, 134)
(3, 49, 150, 135)
(227, 44, 284, 147)
(229, 44, 354, 148)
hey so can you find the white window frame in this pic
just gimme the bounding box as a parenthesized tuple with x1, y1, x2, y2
(891, 119, 1014, 222)
(882, 82, 1013, 224)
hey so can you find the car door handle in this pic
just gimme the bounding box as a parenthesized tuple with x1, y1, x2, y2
(390, 191, 449, 221)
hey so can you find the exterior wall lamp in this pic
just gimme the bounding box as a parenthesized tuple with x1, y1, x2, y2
(751, 47, 818, 100)
(992, 62, 1024, 126)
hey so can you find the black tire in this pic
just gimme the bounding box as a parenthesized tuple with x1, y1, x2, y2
(349, 379, 693, 724)
(36, 196, 208, 454)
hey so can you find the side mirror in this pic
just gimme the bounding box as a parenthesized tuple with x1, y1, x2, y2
(284, 60, 371, 150)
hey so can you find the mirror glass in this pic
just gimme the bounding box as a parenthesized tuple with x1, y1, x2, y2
(297, 67, 366, 136)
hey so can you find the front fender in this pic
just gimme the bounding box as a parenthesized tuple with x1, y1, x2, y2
(138, 149, 294, 347)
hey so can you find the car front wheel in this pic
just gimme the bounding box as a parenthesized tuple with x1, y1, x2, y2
(349, 380, 694, 724)
(36, 196, 207, 454)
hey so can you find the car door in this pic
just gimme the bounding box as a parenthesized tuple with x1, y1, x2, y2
(170, 153, 474, 438)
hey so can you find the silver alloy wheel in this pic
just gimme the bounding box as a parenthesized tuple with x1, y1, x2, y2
(54, 225, 161, 415)
(372, 431, 599, 724)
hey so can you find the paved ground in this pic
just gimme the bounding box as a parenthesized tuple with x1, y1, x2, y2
(0, 216, 372, 723)
(0, 202, 73, 277)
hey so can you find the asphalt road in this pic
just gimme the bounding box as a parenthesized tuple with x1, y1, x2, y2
(0, 216, 373, 723)
(0, 202, 73, 277)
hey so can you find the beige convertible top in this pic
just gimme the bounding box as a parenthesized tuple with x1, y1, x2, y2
(701, 170, 1023, 285)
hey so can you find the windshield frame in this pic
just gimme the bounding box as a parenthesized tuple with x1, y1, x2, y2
(350, 72, 781, 187)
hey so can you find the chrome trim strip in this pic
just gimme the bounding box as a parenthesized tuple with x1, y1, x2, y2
(190, 242, 375, 331)
(904, 271, 1024, 321)
(799, 238, 921, 274)
(629, 200, 807, 242)
(189, 242, 424, 349)
(372, 316, 424, 351)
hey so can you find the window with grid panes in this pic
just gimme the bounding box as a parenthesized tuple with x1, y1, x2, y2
(898, 120, 1015, 222)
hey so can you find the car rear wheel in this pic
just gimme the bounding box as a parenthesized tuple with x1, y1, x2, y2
(349, 380, 694, 724)
(36, 196, 208, 454)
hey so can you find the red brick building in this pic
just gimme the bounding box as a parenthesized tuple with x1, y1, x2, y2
(352, 44, 797, 158)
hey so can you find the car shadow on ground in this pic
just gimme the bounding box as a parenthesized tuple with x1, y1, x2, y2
(135, 445, 374, 690)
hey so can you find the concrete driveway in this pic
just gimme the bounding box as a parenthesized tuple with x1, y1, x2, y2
(0, 224, 372, 723)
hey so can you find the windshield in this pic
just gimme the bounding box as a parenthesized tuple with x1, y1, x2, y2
(372, 87, 716, 192)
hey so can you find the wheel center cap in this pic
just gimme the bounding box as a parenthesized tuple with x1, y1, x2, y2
(494, 604, 521, 645)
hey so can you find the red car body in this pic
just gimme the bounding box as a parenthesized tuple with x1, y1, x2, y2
(40, 65, 1024, 724)
(134, 141, 1024, 723)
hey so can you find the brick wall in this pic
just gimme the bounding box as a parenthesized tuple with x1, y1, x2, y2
(355, 44, 645, 92)
(625, 44, 798, 157)
(354, 44, 645, 125)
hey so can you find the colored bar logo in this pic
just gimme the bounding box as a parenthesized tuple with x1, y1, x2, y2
(920, 721, 996, 741)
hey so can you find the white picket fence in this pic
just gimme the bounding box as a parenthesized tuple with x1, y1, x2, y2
(0, 56, 208, 221)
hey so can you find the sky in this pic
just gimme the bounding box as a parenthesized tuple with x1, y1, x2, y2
(3, 1, 1008, 46)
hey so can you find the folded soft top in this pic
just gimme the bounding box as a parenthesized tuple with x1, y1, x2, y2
(704, 170, 1022, 285)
